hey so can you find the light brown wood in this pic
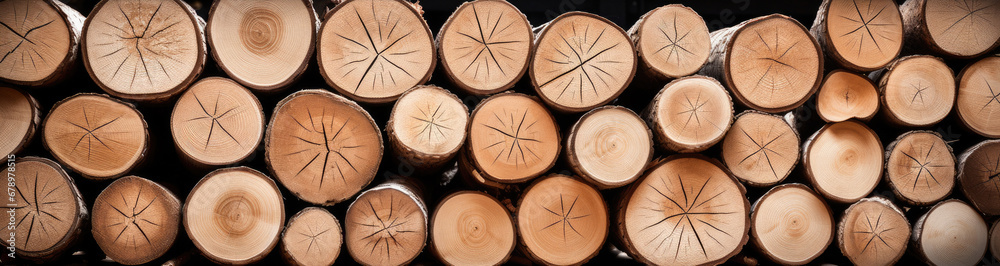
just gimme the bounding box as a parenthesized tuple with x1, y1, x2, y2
(387, 85, 469, 170)
(466, 93, 559, 184)
(0, 0, 85, 87)
(721, 111, 800, 187)
(871, 55, 955, 127)
(627, 4, 711, 80)
(956, 55, 1000, 138)
(802, 120, 883, 204)
(265, 89, 382, 205)
(92, 176, 181, 265)
(991, 220, 1000, 262)
(957, 139, 1000, 216)
(0, 87, 40, 157)
(81, 0, 207, 103)
(184, 167, 284, 265)
(170, 77, 264, 169)
(529, 11, 637, 113)
(516, 174, 607, 265)
(456, 148, 516, 194)
(816, 70, 880, 123)
(911, 200, 988, 266)
(884, 131, 955, 206)
(644, 75, 733, 153)
(616, 155, 750, 265)
(281, 207, 342, 266)
(0, 157, 87, 262)
(900, 0, 1000, 58)
(437, 0, 533, 95)
(430, 191, 515, 266)
(317, 0, 435, 104)
(836, 197, 910, 266)
(566, 106, 652, 189)
(42, 93, 149, 180)
(344, 180, 428, 266)
(699, 14, 822, 113)
(207, 0, 317, 92)
(810, 0, 903, 71)
(750, 184, 834, 265)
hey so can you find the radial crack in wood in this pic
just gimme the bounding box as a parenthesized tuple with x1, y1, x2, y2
(566, 106, 653, 189)
(957, 139, 1000, 215)
(466, 93, 560, 184)
(836, 197, 910, 266)
(900, 0, 1000, 58)
(171, 77, 264, 169)
(344, 181, 428, 266)
(871, 55, 955, 127)
(644, 75, 733, 153)
(387, 85, 469, 170)
(911, 200, 988, 266)
(956, 55, 1000, 138)
(721, 111, 800, 187)
(816, 70, 880, 122)
(281, 207, 343, 266)
(811, 0, 903, 71)
(517, 174, 607, 265)
(751, 184, 834, 265)
(92, 176, 181, 265)
(0, 0, 85, 87)
(884, 131, 955, 206)
(0, 87, 41, 157)
(430, 191, 516, 266)
(628, 4, 711, 81)
(437, 0, 533, 95)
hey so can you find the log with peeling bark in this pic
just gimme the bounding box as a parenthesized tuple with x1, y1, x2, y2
(900, 0, 1000, 59)
(456, 148, 516, 194)
(750, 184, 834, 265)
(317, 0, 435, 104)
(816, 70, 880, 123)
(836, 197, 909, 266)
(566, 105, 652, 189)
(955, 55, 1000, 138)
(957, 139, 1000, 216)
(344, 179, 428, 266)
(91, 176, 181, 265)
(281, 207, 342, 266)
(644, 75, 733, 153)
(870, 55, 955, 127)
(0, 0, 84, 87)
(802, 120, 883, 204)
(883, 131, 955, 206)
(387, 85, 469, 170)
(466, 92, 560, 184)
(810, 0, 903, 72)
(0, 87, 40, 157)
(516, 174, 607, 265)
(627, 4, 711, 81)
(911, 199, 989, 266)
(0, 157, 88, 262)
(699, 14, 823, 113)
(436, 0, 533, 95)
(721, 111, 800, 187)
(430, 191, 516, 266)
(81, 0, 207, 103)
(170, 77, 265, 169)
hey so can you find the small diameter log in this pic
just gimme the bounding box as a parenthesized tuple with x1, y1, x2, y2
(81, 0, 207, 103)
(884, 131, 955, 206)
(900, 0, 1000, 58)
(644, 75, 733, 153)
(751, 184, 834, 265)
(466, 93, 559, 183)
(430, 191, 516, 266)
(911, 200, 988, 266)
(836, 197, 910, 266)
(0, 0, 84, 87)
(170, 77, 264, 169)
(184, 167, 284, 265)
(810, 0, 903, 71)
(699, 14, 822, 113)
(207, 0, 318, 92)
(627, 4, 711, 80)
(437, 0, 533, 95)
(516, 174, 607, 265)
(387, 85, 469, 170)
(0, 157, 87, 262)
(92, 176, 181, 265)
(956, 55, 1000, 138)
(265, 89, 382, 205)
(991, 220, 1000, 261)
(529, 11, 637, 113)
(344, 181, 428, 266)
(566, 106, 652, 189)
(317, 0, 435, 104)
(0, 87, 41, 157)
(957, 139, 1000, 215)
(616, 155, 750, 265)
(721, 111, 800, 187)
(816, 70, 880, 123)
(871, 55, 955, 127)
(42, 93, 149, 180)
(802, 120, 883, 204)
(281, 207, 342, 266)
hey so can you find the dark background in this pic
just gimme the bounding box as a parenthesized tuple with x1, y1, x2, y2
(6, 0, 998, 265)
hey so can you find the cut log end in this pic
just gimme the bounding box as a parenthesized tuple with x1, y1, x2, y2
(437, 0, 533, 95)
(816, 70, 879, 122)
(836, 197, 910, 266)
(902, 0, 1000, 58)
(631, 4, 711, 79)
(721, 111, 800, 187)
(42, 93, 149, 180)
(265, 89, 382, 205)
(184, 167, 285, 265)
(530, 11, 637, 113)
(956, 55, 1000, 138)
(912, 200, 988, 266)
(345, 182, 428, 266)
(875, 55, 955, 127)
(884, 131, 955, 206)
(567, 106, 652, 189)
(751, 184, 834, 265)
(0, 87, 41, 157)
(171, 77, 265, 168)
(0, 157, 87, 262)
(0, 0, 84, 87)
(645, 75, 733, 153)
(281, 207, 343, 266)
(387, 85, 469, 170)
(431, 191, 515, 266)
(803, 120, 883, 204)
(92, 176, 181, 265)
(517, 174, 607, 265)
(957, 139, 1000, 215)
(467, 93, 559, 184)
(812, 0, 903, 71)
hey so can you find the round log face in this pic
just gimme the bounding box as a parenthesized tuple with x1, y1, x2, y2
(344, 185, 427, 266)
(42, 94, 147, 180)
(881, 56, 954, 127)
(816, 71, 879, 122)
(282, 207, 342, 266)
(885, 131, 954, 205)
(389, 85, 469, 157)
(958, 140, 1000, 215)
(752, 184, 833, 265)
(467, 93, 559, 183)
(0, 0, 73, 84)
(916, 200, 988, 266)
(569, 106, 651, 188)
(92, 176, 180, 265)
(838, 198, 909, 266)
(727, 15, 821, 112)
(923, 0, 1000, 57)
(806, 121, 882, 203)
(0, 87, 37, 157)
(957, 56, 1000, 138)
(721, 111, 799, 186)
(0, 157, 83, 259)
(431, 191, 515, 266)
(824, 0, 902, 70)
(651, 76, 733, 152)
(635, 5, 711, 78)
(438, 0, 532, 95)
(171, 77, 264, 167)
(517, 175, 607, 265)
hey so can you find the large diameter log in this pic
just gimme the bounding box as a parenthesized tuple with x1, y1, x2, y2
(317, 0, 435, 104)
(870, 55, 954, 127)
(436, 0, 533, 95)
(0, 0, 85, 87)
(566, 106, 652, 189)
(265, 89, 382, 205)
(529, 11, 637, 113)
(387, 85, 469, 170)
(466, 93, 559, 183)
(644, 75, 733, 153)
(344, 180, 428, 266)
(802, 120, 883, 204)
(750, 184, 834, 265)
(810, 0, 903, 71)
(721, 111, 800, 187)
(516, 174, 607, 265)
(207, 0, 318, 92)
(956, 55, 1000, 138)
(699, 14, 822, 113)
(42, 93, 149, 180)
(281, 207, 343, 266)
(0, 157, 88, 262)
(911, 200, 988, 266)
(91, 176, 181, 265)
(836, 197, 910, 266)
(170, 77, 264, 169)
(883, 131, 955, 206)
(430, 191, 516, 266)
(616, 155, 750, 265)
(957, 139, 1000, 215)
(81, 0, 207, 103)
(184, 167, 284, 265)
(900, 0, 1000, 58)
(0, 87, 41, 157)
(816, 70, 879, 123)
(627, 4, 711, 80)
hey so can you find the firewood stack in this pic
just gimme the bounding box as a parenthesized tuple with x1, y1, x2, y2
(2, 0, 1000, 265)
